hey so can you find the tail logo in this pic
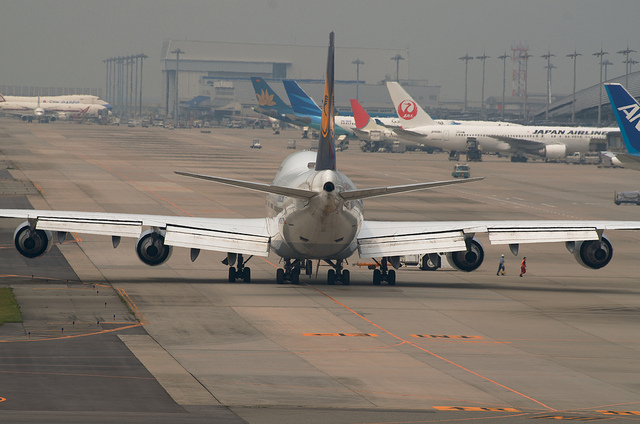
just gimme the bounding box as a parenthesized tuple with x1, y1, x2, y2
(398, 100, 418, 120)
(256, 89, 276, 106)
(617, 103, 640, 131)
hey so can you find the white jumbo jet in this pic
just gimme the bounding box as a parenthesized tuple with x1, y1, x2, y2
(386, 82, 618, 162)
(0, 94, 108, 122)
(2, 33, 640, 286)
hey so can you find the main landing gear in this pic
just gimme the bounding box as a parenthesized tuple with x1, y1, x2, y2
(276, 259, 313, 284)
(223, 253, 253, 283)
(324, 259, 350, 285)
(372, 257, 396, 286)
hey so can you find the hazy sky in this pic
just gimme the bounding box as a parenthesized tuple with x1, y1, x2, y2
(1, 0, 639, 103)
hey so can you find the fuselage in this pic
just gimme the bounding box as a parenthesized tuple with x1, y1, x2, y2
(399, 125, 617, 155)
(0, 99, 107, 117)
(266, 151, 363, 260)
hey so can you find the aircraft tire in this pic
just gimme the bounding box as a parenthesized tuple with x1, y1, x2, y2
(387, 270, 396, 286)
(373, 269, 381, 285)
(341, 270, 350, 285)
(243, 267, 251, 283)
(327, 269, 336, 285)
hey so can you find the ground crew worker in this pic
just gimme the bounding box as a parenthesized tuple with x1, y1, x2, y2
(497, 254, 505, 275)
(519, 257, 527, 277)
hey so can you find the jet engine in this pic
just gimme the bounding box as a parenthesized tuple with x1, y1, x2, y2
(573, 235, 613, 269)
(13, 221, 53, 258)
(135, 229, 172, 266)
(543, 144, 567, 160)
(446, 237, 484, 272)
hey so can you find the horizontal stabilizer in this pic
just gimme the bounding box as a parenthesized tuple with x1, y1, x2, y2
(340, 177, 484, 201)
(176, 171, 317, 200)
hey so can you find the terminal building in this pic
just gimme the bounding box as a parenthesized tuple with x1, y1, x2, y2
(159, 39, 440, 120)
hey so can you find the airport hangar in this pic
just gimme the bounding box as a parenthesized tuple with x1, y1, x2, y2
(531, 70, 640, 124)
(160, 39, 440, 119)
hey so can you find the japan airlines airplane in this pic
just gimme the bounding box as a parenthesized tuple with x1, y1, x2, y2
(350, 98, 399, 151)
(387, 82, 618, 162)
(604, 83, 640, 171)
(2, 33, 640, 286)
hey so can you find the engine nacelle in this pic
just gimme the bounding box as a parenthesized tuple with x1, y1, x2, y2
(573, 235, 613, 269)
(543, 144, 567, 160)
(445, 237, 484, 272)
(135, 229, 172, 266)
(14, 221, 53, 258)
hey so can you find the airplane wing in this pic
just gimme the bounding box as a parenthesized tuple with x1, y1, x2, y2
(357, 220, 640, 257)
(487, 135, 547, 152)
(390, 127, 429, 143)
(0, 209, 274, 257)
(613, 153, 640, 171)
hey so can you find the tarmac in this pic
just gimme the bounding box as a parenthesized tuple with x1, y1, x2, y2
(1, 118, 640, 423)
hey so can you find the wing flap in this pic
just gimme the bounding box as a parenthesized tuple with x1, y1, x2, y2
(164, 224, 270, 256)
(358, 230, 467, 257)
(36, 216, 143, 238)
(488, 228, 599, 244)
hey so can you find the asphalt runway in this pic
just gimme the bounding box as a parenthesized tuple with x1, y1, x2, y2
(1, 118, 640, 423)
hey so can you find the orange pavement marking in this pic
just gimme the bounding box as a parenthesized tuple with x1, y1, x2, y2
(412, 334, 484, 339)
(598, 410, 640, 415)
(306, 284, 556, 412)
(434, 406, 521, 412)
(302, 333, 378, 337)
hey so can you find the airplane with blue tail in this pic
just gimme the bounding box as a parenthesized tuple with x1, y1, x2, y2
(251, 77, 312, 127)
(604, 83, 640, 170)
(280, 79, 354, 137)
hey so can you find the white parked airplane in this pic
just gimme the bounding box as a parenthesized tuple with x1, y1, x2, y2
(2, 33, 640, 286)
(1, 94, 111, 108)
(386, 82, 618, 162)
(0, 94, 108, 122)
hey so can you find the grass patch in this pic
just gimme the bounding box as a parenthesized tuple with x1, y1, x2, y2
(0, 287, 23, 325)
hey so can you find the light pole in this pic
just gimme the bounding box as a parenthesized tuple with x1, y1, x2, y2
(171, 48, 184, 128)
(352, 58, 364, 102)
(459, 54, 473, 114)
(139, 54, 147, 118)
(523, 53, 532, 122)
(541, 51, 555, 121)
(593, 48, 608, 126)
(390, 54, 404, 82)
(476, 54, 490, 119)
(617, 45, 636, 88)
(567, 51, 581, 124)
(498, 53, 508, 121)
(625, 58, 639, 73)
(602, 59, 613, 81)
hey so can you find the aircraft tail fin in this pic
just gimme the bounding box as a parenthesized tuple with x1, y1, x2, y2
(350, 99, 372, 130)
(386, 81, 436, 128)
(283, 80, 323, 116)
(251, 77, 291, 112)
(605, 83, 640, 155)
(315, 32, 336, 171)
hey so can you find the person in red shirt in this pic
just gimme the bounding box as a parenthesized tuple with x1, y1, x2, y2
(519, 257, 527, 277)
